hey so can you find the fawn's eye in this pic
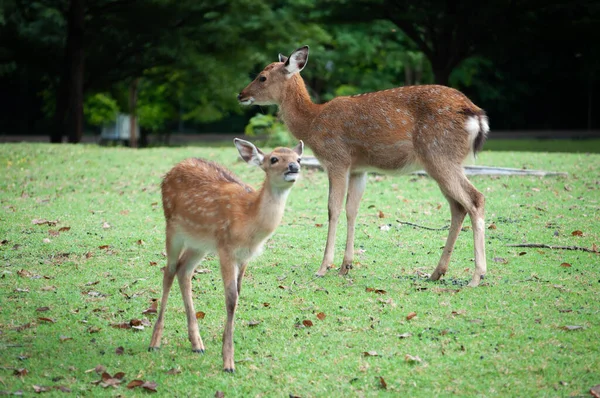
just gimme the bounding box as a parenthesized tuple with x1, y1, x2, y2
(270, 157, 278, 164)
(259, 76, 267, 82)
(297, 158, 302, 164)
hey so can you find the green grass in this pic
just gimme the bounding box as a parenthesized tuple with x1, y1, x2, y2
(1, 143, 599, 396)
(483, 139, 600, 153)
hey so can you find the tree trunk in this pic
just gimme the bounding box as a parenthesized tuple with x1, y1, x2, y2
(128, 78, 139, 148)
(52, 0, 85, 144)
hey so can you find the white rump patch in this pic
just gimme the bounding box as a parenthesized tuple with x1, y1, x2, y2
(465, 116, 480, 141)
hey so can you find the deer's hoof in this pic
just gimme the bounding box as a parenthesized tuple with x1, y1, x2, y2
(148, 346, 160, 352)
(192, 349, 205, 354)
(223, 368, 235, 373)
(339, 264, 353, 275)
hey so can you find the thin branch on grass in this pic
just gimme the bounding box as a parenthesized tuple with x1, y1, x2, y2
(507, 243, 599, 254)
(396, 220, 449, 231)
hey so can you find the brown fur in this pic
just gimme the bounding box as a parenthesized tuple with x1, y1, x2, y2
(149, 140, 303, 371)
(238, 47, 488, 287)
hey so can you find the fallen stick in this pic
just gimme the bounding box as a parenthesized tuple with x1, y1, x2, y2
(396, 220, 449, 231)
(507, 243, 599, 254)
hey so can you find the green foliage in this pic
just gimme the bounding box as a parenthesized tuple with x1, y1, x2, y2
(83, 93, 119, 127)
(244, 113, 294, 147)
(0, 143, 599, 396)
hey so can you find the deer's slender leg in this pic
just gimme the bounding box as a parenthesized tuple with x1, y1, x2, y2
(339, 172, 367, 275)
(430, 197, 467, 281)
(219, 250, 239, 372)
(177, 249, 207, 353)
(149, 228, 183, 350)
(316, 168, 349, 276)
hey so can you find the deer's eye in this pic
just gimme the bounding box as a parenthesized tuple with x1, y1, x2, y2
(270, 157, 278, 164)
(297, 158, 302, 164)
(259, 76, 267, 82)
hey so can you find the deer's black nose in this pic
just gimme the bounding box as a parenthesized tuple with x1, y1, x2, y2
(237, 93, 243, 100)
(288, 163, 299, 173)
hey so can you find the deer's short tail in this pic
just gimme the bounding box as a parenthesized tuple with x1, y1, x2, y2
(463, 109, 490, 157)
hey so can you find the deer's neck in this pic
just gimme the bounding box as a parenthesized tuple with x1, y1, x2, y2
(278, 75, 321, 141)
(252, 182, 292, 234)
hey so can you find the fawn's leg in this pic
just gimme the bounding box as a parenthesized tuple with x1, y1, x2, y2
(430, 197, 467, 281)
(177, 249, 206, 353)
(316, 168, 349, 276)
(149, 229, 182, 350)
(339, 172, 367, 275)
(219, 250, 239, 372)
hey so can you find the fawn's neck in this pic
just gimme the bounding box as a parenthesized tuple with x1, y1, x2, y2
(278, 75, 321, 141)
(252, 181, 292, 234)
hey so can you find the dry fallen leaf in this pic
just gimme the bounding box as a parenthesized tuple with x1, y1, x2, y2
(248, 320, 261, 327)
(493, 257, 508, 264)
(58, 226, 71, 232)
(263, 302, 270, 307)
(571, 230, 583, 237)
(115, 346, 124, 355)
(142, 300, 158, 315)
(302, 320, 313, 327)
(149, 261, 157, 266)
(560, 325, 583, 331)
(166, 368, 182, 375)
(33, 385, 51, 393)
(560, 262, 572, 268)
(196, 311, 205, 319)
(136, 239, 145, 245)
(378, 210, 385, 218)
(102, 222, 111, 229)
(13, 368, 28, 377)
(59, 336, 72, 342)
(379, 376, 387, 390)
(590, 384, 600, 398)
(398, 332, 412, 339)
(215, 391, 225, 398)
(488, 223, 497, 230)
(315, 223, 323, 227)
(32, 219, 58, 226)
(366, 287, 386, 294)
(316, 312, 326, 320)
(363, 351, 379, 357)
(38, 317, 55, 323)
(404, 354, 422, 363)
(406, 312, 417, 321)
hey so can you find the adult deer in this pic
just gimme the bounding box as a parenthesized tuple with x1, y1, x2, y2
(238, 46, 489, 287)
(148, 139, 303, 372)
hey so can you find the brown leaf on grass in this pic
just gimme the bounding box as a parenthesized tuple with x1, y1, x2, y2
(196, 311, 205, 320)
(493, 257, 508, 264)
(102, 222, 111, 229)
(48, 230, 60, 237)
(14, 322, 32, 331)
(149, 261, 157, 266)
(404, 354, 422, 363)
(590, 384, 600, 398)
(87, 326, 101, 333)
(85, 365, 106, 374)
(115, 346, 124, 355)
(1, 239, 8, 245)
(406, 312, 417, 320)
(166, 368, 181, 375)
(32, 219, 58, 226)
(36, 306, 50, 312)
(59, 336, 72, 342)
(248, 320, 261, 327)
(55, 386, 71, 393)
(136, 239, 145, 245)
(302, 320, 313, 327)
(141, 381, 158, 392)
(278, 285, 288, 290)
(13, 368, 28, 377)
(43, 238, 51, 243)
(366, 287, 387, 294)
(488, 223, 497, 230)
(378, 210, 385, 218)
(363, 351, 379, 357)
(560, 262, 572, 268)
(98, 245, 110, 250)
(38, 317, 55, 323)
(33, 385, 51, 393)
(314, 223, 323, 227)
(518, 251, 527, 256)
(17, 269, 33, 278)
(560, 325, 583, 331)
(451, 310, 466, 317)
(127, 380, 144, 389)
(41, 285, 56, 291)
(111, 323, 131, 330)
(378, 376, 387, 390)
(142, 300, 158, 315)
(58, 227, 71, 232)
(316, 312, 326, 320)
(398, 332, 412, 339)
(263, 302, 270, 307)
(571, 230, 583, 237)
(85, 281, 100, 286)
(93, 371, 125, 388)
(15, 287, 30, 293)
(85, 252, 93, 259)
(215, 391, 225, 398)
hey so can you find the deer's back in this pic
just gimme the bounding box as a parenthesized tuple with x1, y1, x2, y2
(308, 85, 483, 171)
(161, 158, 256, 239)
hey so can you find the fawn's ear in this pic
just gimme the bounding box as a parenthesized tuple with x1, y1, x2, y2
(234, 138, 264, 166)
(293, 140, 304, 157)
(278, 53, 288, 63)
(283, 46, 309, 76)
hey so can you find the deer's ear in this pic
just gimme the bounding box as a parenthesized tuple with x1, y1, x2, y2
(293, 140, 304, 157)
(284, 46, 309, 76)
(234, 138, 264, 166)
(278, 53, 288, 63)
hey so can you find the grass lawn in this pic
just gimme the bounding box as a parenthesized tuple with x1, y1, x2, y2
(0, 142, 599, 396)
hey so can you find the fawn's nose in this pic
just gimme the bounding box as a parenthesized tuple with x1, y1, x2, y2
(237, 93, 243, 100)
(288, 162, 299, 173)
